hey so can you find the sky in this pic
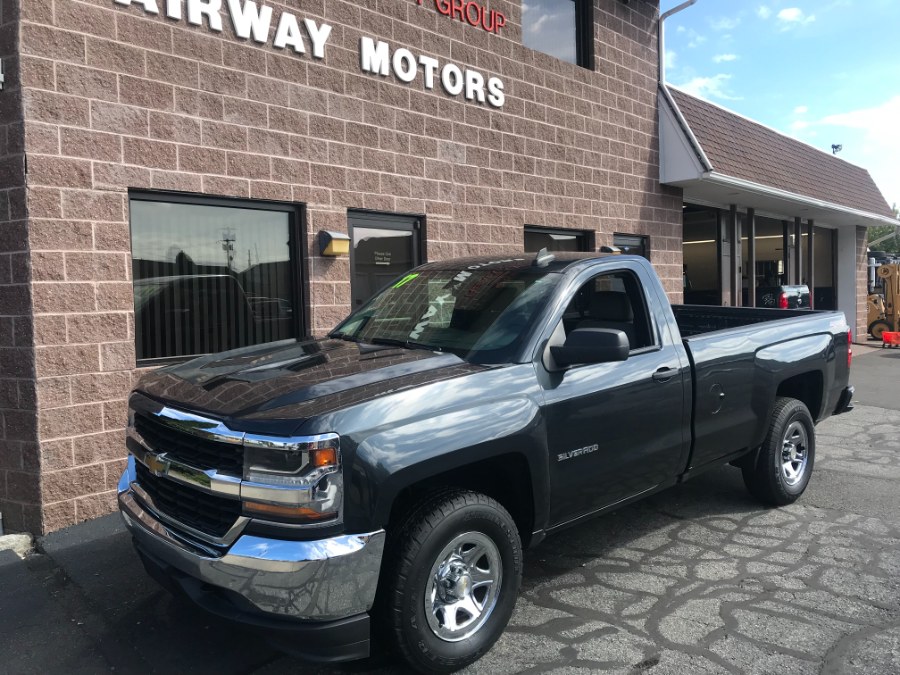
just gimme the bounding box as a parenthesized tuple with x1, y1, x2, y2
(662, 0, 900, 213)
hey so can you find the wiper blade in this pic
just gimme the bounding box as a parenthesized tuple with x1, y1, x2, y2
(329, 331, 358, 342)
(367, 337, 441, 352)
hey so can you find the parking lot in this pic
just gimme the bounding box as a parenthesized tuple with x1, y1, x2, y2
(2, 346, 899, 674)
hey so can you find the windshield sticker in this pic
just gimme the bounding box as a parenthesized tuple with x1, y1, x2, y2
(393, 273, 420, 289)
(466, 258, 525, 270)
(409, 293, 452, 340)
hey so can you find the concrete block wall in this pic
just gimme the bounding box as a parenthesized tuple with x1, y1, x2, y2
(9, 0, 682, 533)
(0, 0, 42, 534)
(856, 225, 868, 342)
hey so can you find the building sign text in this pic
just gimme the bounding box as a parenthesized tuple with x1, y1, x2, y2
(418, 0, 507, 35)
(113, 0, 505, 107)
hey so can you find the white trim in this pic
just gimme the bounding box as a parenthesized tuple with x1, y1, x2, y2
(683, 198, 843, 227)
(705, 173, 898, 227)
(659, 87, 713, 173)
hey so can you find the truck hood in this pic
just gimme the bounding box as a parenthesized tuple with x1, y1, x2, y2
(135, 338, 483, 423)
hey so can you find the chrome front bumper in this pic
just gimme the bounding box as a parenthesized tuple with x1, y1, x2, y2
(117, 458, 385, 622)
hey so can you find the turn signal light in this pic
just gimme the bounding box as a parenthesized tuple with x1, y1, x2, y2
(243, 501, 338, 522)
(311, 447, 338, 469)
(778, 292, 789, 309)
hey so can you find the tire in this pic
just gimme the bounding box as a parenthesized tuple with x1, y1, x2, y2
(381, 490, 522, 674)
(743, 396, 815, 506)
(869, 320, 891, 340)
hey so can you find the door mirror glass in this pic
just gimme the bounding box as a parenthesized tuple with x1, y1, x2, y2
(550, 328, 629, 367)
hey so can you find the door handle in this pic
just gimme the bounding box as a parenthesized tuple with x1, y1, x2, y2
(652, 366, 678, 383)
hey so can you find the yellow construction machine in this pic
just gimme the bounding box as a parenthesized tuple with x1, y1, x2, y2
(868, 263, 899, 340)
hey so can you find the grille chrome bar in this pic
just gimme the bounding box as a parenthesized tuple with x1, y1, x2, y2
(127, 429, 242, 499)
(127, 394, 342, 539)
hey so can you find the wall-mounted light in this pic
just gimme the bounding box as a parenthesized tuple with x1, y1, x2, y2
(831, 144, 842, 155)
(319, 230, 350, 256)
(600, 245, 622, 254)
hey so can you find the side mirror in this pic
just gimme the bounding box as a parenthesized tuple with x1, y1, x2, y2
(550, 328, 629, 367)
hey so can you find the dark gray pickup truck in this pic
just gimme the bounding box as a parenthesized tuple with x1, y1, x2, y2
(118, 252, 854, 673)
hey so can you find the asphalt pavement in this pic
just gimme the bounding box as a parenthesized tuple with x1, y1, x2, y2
(1, 345, 898, 674)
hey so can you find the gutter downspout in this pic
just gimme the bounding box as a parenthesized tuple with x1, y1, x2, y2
(657, 0, 713, 172)
(659, 0, 697, 88)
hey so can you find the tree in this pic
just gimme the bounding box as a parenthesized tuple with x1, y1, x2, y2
(867, 204, 900, 253)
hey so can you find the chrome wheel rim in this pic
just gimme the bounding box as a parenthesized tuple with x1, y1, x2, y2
(781, 420, 809, 487)
(425, 531, 502, 642)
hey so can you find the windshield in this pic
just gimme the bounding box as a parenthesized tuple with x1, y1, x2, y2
(332, 263, 563, 363)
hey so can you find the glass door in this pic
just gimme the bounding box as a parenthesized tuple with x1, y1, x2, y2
(349, 211, 422, 309)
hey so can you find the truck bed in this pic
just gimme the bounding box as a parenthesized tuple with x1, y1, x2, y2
(671, 303, 851, 475)
(671, 304, 816, 337)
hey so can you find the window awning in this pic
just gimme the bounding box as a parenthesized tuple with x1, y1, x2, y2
(659, 86, 896, 228)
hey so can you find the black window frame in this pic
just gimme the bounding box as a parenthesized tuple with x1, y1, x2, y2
(522, 0, 595, 70)
(524, 225, 595, 253)
(563, 268, 658, 355)
(128, 190, 308, 367)
(348, 209, 426, 309)
(613, 233, 650, 260)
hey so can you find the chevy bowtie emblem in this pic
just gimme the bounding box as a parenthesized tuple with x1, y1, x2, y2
(144, 453, 170, 476)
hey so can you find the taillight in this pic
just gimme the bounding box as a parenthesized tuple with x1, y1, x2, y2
(847, 329, 853, 368)
(779, 292, 789, 309)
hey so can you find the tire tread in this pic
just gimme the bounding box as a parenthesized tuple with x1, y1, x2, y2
(743, 396, 814, 506)
(380, 489, 521, 674)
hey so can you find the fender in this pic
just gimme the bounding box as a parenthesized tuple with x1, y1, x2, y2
(756, 332, 831, 427)
(346, 396, 549, 534)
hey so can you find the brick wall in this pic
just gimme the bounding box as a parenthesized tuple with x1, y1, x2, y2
(14, 0, 681, 533)
(0, 0, 42, 534)
(856, 225, 868, 341)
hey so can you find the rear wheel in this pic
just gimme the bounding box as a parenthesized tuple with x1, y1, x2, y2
(382, 490, 522, 674)
(869, 320, 891, 341)
(743, 396, 815, 506)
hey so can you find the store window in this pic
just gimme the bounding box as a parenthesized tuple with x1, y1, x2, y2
(525, 226, 593, 253)
(349, 211, 423, 309)
(129, 193, 305, 365)
(522, 0, 594, 68)
(613, 234, 649, 259)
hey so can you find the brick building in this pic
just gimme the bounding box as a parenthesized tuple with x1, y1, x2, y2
(0, 0, 892, 534)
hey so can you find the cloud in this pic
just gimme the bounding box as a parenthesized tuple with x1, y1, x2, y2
(776, 8, 816, 28)
(790, 120, 810, 131)
(528, 13, 552, 34)
(713, 54, 738, 63)
(666, 49, 677, 70)
(817, 96, 900, 206)
(675, 74, 743, 102)
(794, 105, 808, 114)
(676, 27, 707, 48)
(757, 6, 772, 19)
(710, 16, 741, 31)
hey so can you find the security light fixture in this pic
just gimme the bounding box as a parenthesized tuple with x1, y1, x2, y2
(319, 230, 350, 256)
(832, 144, 843, 155)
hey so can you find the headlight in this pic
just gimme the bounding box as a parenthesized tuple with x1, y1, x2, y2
(242, 433, 342, 525)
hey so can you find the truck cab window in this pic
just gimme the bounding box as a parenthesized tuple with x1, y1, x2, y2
(563, 271, 654, 351)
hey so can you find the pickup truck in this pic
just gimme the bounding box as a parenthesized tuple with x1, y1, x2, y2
(118, 252, 854, 673)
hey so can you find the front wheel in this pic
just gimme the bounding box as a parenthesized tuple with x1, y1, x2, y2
(869, 320, 891, 341)
(743, 396, 815, 506)
(382, 490, 522, 674)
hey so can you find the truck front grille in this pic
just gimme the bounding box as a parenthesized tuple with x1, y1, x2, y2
(135, 462, 241, 539)
(134, 412, 243, 476)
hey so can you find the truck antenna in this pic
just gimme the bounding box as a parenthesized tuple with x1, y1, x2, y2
(533, 247, 555, 267)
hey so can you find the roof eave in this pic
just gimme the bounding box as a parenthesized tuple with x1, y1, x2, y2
(670, 171, 898, 227)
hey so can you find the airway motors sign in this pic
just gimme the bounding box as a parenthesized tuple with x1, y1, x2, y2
(113, 0, 505, 107)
